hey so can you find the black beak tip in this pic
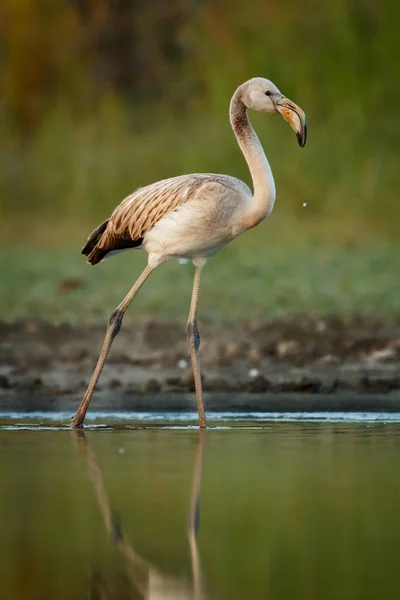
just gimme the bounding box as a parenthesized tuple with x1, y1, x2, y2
(297, 122, 307, 148)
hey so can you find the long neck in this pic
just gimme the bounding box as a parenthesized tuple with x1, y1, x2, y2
(229, 90, 276, 226)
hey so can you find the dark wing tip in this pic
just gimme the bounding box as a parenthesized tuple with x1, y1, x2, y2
(82, 219, 110, 257)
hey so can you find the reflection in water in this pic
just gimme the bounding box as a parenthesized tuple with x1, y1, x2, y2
(2, 425, 400, 599)
(74, 430, 205, 600)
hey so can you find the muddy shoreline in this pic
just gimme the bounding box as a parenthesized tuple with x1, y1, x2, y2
(1, 316, 399, 412)
(2, 391, 400, 415)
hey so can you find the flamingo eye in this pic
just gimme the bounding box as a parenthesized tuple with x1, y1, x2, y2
(265, 91, 271, 96)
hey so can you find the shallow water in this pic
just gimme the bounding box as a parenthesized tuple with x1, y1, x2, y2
(1, 418, 400, 600)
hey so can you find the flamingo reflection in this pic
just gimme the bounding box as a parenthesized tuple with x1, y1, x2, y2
(74, 430, 205, 600)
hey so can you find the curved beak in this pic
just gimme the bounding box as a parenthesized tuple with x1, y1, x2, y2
(275, 96, 307, 147)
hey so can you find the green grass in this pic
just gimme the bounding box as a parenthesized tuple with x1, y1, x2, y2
(2, 219, 399, 323)
(1, 102, 399, 238)
(1, 1, 399, 239)
(1, 1, 399, 322)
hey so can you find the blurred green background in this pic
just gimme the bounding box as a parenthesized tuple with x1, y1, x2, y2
(1, 0, 399, 321)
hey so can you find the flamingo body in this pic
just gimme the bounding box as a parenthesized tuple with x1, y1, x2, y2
(73, 77, 307, 428)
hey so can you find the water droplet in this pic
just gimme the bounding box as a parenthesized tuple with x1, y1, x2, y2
(249, 368, 260, 378)
(178, 359, 188, 369)
(303, 202, 307, 207)
(118, 448, 125, 454)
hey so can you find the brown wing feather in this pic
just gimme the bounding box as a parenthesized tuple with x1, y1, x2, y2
(83, 174, 233, 265)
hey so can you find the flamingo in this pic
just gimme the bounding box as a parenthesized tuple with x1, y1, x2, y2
(72, 77, 307, 429)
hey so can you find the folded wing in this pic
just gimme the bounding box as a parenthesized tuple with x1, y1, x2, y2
(82, 174, 234, 264)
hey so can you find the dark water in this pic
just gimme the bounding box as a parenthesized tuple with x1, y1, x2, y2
(1, 417, 400, 600)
